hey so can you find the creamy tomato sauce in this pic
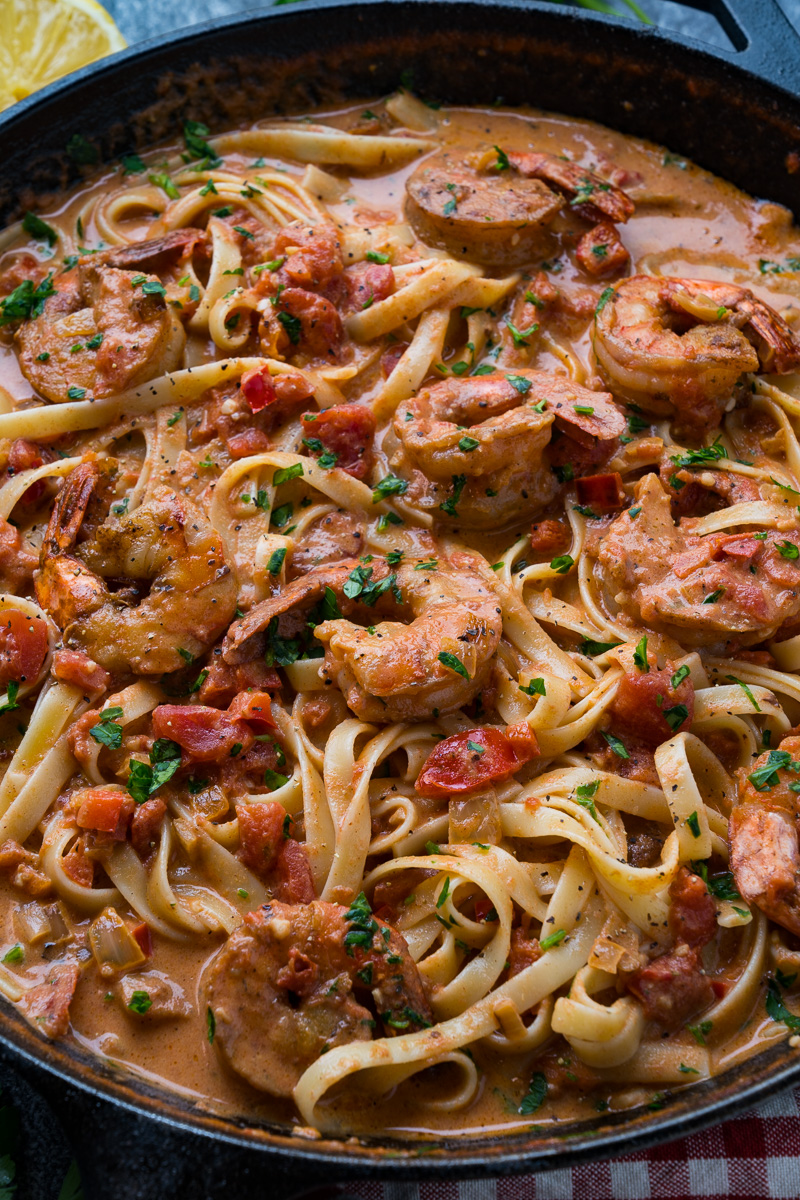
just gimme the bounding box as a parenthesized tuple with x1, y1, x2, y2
(0, 95, 797, 1140)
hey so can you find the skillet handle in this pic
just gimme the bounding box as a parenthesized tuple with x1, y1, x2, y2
(686, 0, 800, 91)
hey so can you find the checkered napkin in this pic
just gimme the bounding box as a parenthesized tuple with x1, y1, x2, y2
(342, 1085, 800, 1200)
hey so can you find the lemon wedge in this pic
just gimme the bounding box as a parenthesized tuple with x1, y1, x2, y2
(0, 0, 126, 111)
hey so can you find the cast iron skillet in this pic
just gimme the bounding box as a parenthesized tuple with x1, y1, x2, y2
(1, 1, 800, 1196)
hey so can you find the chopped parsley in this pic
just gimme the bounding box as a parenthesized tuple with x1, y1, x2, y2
(520, 678, 546, 697)
(127, 739, 182, 805)
(748, 749, 794, 791)
(602, 731, 629, 760)
(120, 153, 146, 175)
(89, 705, 124, 750)
(439, 474, 467, 517)
(0, 272, 55, 325)
(670, 441, 726, 469)
(539, 928, 566, 951)
(578, 638, 621, 657)
(505, 373, 532, 396)
(687, 1019, 712, 1045)
(595, 287, 614, 315)
(664, 704, 689, 733)
(22, 212, 57, 246)
(267, 548, 287, 576)
(0, 682, 19, 717)
(128, 990, 152, 1015)
(149, 172, 180, 200)
(519, 1072, 547, 1115)
(671, 664, 691, 689)
(633, 635, 649, 672)
(726, 675, 760, 711)
(372, 474, 408, 503)
(344, 892, 378, 955)
(439, 651, 470, 680)
(766, 977, 800, 1031)
(272, 463, 303, 487)
(505, 319, 538, 347)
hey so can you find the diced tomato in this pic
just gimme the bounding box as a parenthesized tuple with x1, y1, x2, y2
(0, 254, 46, 296)
(19, 960, 79, 1038)
(226, 428, 271, 459)
(62, 838, 94, 888)
(0, 840, 31, 873)
(627, 943, 713, 1029)
(130, 798, 166, 857)
(381, 343, 408, 379)
(273, 371, 315, 407)
(301, 404, 376, 480)
(575, 222, 629, 278)
(474, 897, 497, 923)
(151, 704, 253, 762)
(271, 222, 343, 291)
(713, 534, 761, 562)
(280, 287, 344, 358)
(198, 658, 281, 707)
(236, 801, 286, 873)
(506, 926, 541, 978)
(276, 946, 318, 994)
(531, 1049, 601, 1096)
(132, 922, 153, 957)
(227, 690, 276, 730)
(529, 519, 570, 556)
(504, 721, 540, 761)
(609, 658, 694, 746)
(0, 519, 37, 593)
(0, 608, 48, 690)
(416, 726, 540, 798)
(669, 867, 717, 949)
(241, 365, 277, 413)
(575, 472, 625, 512)
(344, 261, 395, 311)
(275, 838, 315, 903)
(7, 438, 53, 505)
(75, 787, 134, 839)
(52, 649, 110, 693)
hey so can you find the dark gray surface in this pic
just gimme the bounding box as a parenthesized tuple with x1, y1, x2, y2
(103, 0, 800, 46)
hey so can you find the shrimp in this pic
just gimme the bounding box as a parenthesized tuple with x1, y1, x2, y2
(222, 553, 502, 721)
(730, 735, 800, 936)
(594, 472, 800, 647)
(391, 371, 625, 529)
(593, 275, 800, 433)
(35, 462, 237, 675)
(202, 898, 433, 1097)
(17, 246, 190, 403)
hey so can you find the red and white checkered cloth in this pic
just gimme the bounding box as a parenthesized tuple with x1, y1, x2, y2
(341, 1085, 800, 1199)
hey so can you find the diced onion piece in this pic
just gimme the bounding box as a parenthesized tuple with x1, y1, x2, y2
(89, 907, 147, 977)
(13, 901, 68, 946)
